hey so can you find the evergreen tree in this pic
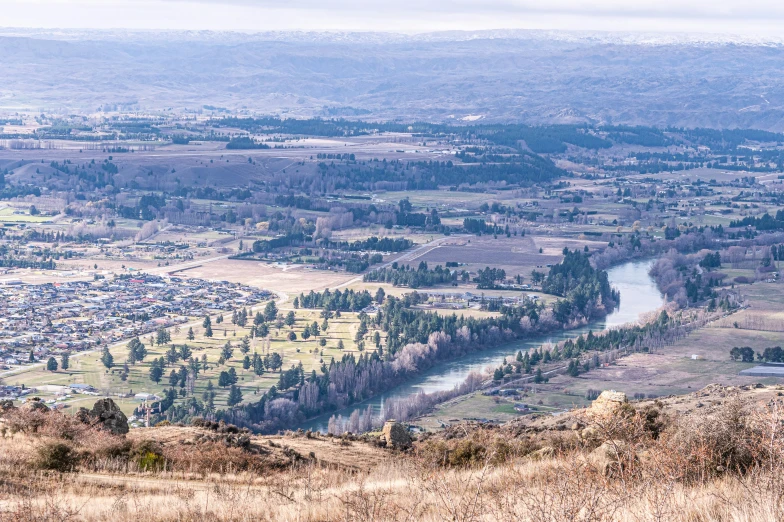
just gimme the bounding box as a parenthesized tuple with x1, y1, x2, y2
(264, 301, 278, 322)
(221, 341, 233, 361)
(218, 371, 231, 388)
(166, 345, 179, 365)
(101, 347, 114, 369)
(60, 353, 69, 371)
(46, 356, 58, 372)
(150, 362, 164, 383)
(155, 327, 171, 345)
(227, 385, 243, 406)
(179, 344, 192, 360)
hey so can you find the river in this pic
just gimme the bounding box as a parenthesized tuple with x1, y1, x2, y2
(300, 259, 664, 432)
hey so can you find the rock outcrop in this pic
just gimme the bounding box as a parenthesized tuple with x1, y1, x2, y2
(79, 398, 129, 435)
(588, 390, 628, 417)
(589, 440, 635, 476)
(20, 398, 50, 413)
(380, 420, 411, 448)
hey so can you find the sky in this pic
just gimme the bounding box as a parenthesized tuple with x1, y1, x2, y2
(2, 0, 784, 36)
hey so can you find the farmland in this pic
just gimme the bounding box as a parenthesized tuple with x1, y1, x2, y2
(1, 116, 784, 434)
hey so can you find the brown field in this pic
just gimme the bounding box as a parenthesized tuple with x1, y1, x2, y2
(176, 260, 354, 295)
(413, 235, 561, 277)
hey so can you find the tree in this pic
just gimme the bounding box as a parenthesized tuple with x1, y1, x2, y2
(534, 367, 548, 384)
(189, 357, 201, 377)
(227, 385, 243, 406)
(762, 346, 784, 363)
(156, 327, 171, 346)
(269, 352, 283, 372)
(203, 315, 212, 329)
(101, 348, 114, 369)
(375, 287, 385, 304)
(242, 355, 251, 370)
(150, 363, 164, 383)
(285, 311, 296, 327)
(355, 321, 368, 344)
(228, 367, 238, 385)
(168, 370, 179, 387)
(218, 371, 231, 388)
(187, 327, 195, 340)
(730, 346, 755, 363)
(205, 324, 213, 338)
(530, 270, 545, 286)
(179, 344, 192, 360)
(60, 353, 69, 371)
(46, 357, 58, 372)
(264, 301, 278, 322)
(221, 341, 233, 361)
(202, 380, 215, 401)
(236, 310, 247, 327)
(253, 354, 264, 376)
(127, 337, 147, 364)
(166, 345, 179, 365)
(256, 323, 269, 338)
(287, 331, 297, 341)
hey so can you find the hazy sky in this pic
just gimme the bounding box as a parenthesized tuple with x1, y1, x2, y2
(3, 0, 784, 36)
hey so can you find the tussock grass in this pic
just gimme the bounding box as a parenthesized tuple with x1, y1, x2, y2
(3, 391, 784, 521)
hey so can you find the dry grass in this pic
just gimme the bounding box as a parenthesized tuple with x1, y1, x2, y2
(4, 390, 784, 521)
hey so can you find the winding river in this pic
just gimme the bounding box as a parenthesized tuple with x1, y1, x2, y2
(300, 259, 664, 432)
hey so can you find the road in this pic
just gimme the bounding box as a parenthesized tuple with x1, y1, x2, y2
(333, 235, 467, 290)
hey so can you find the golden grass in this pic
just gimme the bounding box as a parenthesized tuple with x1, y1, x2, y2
(4, 389, 784, 521)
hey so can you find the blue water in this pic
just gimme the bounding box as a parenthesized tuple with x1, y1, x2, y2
(299, 259, 663, 432)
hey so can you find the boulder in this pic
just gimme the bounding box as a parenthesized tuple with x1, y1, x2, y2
(86, 399, 129, 435)
(380, 420, 411, 448)
(588, 440, 634, 476)
(588, 390, 628, 417)
(529, 446, 556, 460)
(21, 398, 49, 413)
(579, 425, 601, 442)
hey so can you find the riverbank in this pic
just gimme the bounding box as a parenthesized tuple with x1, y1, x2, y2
(299, 259, 664, 432)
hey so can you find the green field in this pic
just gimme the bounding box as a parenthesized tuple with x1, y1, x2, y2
(0, 206, 52, 223)
(7, 307, 378, 417)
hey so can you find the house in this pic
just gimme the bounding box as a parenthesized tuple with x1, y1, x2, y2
(69, 383, 96, 393)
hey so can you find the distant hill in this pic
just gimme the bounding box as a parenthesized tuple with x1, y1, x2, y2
(2, 30, 784, 130)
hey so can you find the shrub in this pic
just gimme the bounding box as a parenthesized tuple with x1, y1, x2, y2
(132, 440, 166, 471)
(35, 442, 76, 472)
